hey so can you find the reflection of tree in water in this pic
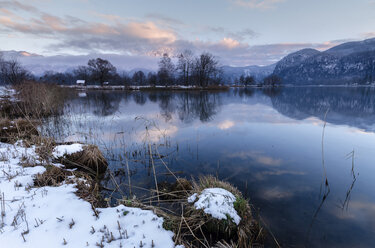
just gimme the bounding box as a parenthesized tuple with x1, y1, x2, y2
(176, 92, 221, 123)
(144, 92, 176, 122)
(133, 92, 147, 105)
(132, 91, 222, 123)
(234, 87, 255, 98)
(158, 93, 176, 122)
(267, 87, 375, 131)
(89, 91, 123, 116)
(148, 92, 158, 103)
(196, 92, 220, 122)
(261, 87, 282, 97)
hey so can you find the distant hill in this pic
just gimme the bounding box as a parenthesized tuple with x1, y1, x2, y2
(273, 38, 375, 85)
(221, 64, 276, 84)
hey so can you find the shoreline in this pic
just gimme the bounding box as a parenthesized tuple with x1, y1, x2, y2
(59, 84, 375, 91)
(0, 83, 264, 247)
(61, 85, 230, 91)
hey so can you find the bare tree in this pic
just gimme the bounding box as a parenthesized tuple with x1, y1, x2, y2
(87, 58, 117, 86)
(263, 74, 282, 87)
(176, 49, 194, 86)
(132, 71, 146, 85)
(192, 52, 220, 87)
(157, 53, 175, 86)
(239, 74, 255, 86)
(73, 65, 91, 82)
(0, 58, 30, 85)
(147, 72, 157, 86)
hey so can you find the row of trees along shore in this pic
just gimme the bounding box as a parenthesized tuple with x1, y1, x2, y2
(0, 50, 281, 87)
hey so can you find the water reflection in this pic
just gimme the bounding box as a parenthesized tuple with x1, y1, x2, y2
(48, 87, 375, 247)
(270, 87, 375, 131)
(69, 87, 375, 132)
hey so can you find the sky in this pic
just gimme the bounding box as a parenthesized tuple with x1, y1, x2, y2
(0, 0, 375, 68)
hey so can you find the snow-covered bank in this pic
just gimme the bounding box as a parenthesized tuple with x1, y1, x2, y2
(61, 85, 229, 91)
(0, 142, 182, 248)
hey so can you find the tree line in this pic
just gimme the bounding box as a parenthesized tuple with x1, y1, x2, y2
(0, 51, 281, 87)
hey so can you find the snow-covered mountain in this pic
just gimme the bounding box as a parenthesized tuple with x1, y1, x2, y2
(221, 64, 276, 83)
(273, 38, 375, 84)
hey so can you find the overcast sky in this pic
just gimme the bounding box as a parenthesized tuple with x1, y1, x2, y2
(0, 0, 374, 67)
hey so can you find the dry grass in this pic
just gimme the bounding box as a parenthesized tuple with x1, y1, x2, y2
(179, 176, 263, 248)
(68, 171, 105, 208)
(32, 136, 56, 163)
(11, 81, 72, 118)
(120, 176, 264, 248)
(192, 175, 241, 196)
(0, 117, 39, 143)
(33, 164, 105, 208)
(34, 165, 67, 187)
(214, 241, 238, 248)
(56, 144, 108, 176)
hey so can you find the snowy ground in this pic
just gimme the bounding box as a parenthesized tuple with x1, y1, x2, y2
(0, 142, 182, 248)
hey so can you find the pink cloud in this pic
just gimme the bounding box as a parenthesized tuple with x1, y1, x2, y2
(220, 37, 241, 49)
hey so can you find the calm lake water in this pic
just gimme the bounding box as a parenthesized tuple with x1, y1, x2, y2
(47, 87, 375, 247)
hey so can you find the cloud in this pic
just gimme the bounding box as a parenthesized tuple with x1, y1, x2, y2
(0, 0, 40, 13)
(229, 0, 285, 9)
(91, 12, 125, 23)
(220, 38, 241, 49)
(362, 32, 375, 38)
(0, 7, 177, 54)
(145, 13, 184, 26)
(0, 2, 346, 66)
(206, 26, 258, 41)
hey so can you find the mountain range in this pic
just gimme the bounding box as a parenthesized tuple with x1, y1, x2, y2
(1, 37, 375, 85)
(273, 38, 375, 85)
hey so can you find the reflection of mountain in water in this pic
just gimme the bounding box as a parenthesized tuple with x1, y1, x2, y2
(269, 87, 375, 132)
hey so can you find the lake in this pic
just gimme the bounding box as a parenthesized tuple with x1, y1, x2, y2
(45, 87, 375, 247)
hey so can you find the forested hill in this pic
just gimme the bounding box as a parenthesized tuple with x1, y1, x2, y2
(273, 38, 375, 85)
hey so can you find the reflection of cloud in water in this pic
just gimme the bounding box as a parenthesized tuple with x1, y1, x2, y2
(329, 201, 375, 222)
(254, 169, 306, 180)
(305, 117, 324, 126)
(227, 150, 282, 166)
(219, 103, 298, 124)
(138, 125, 179, 143)
(260, 186, 313, 201)
(260, 187, 294, 200)
(217, 120, 235, 130)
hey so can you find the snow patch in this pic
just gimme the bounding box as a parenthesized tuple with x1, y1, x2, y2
(53, 143, 84, 158)
(0, 142, 181, 247)
(0, 86, 16, 100)
(188, 188, 241, 225)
